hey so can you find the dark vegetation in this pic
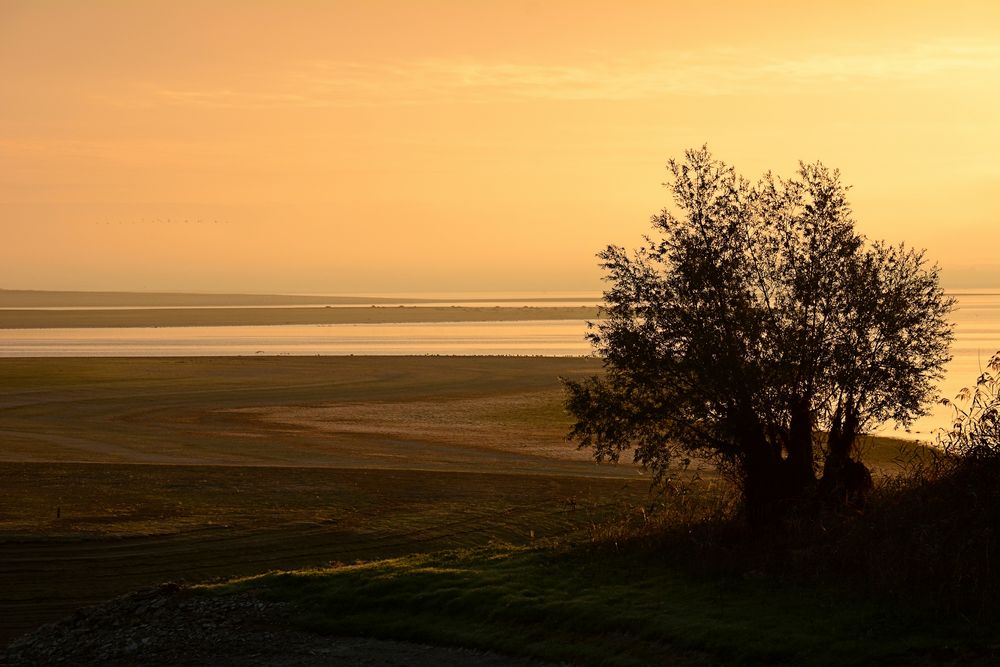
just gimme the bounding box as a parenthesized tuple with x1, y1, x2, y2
(565, 147, 954, 527)
(216, 546, 983, 666)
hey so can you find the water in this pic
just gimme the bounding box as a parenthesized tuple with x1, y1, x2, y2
(0, 321, 592, 357)
(1, 290, 997, 438)
(899, 290, 1000, 440)
(0, 291, 602, 310)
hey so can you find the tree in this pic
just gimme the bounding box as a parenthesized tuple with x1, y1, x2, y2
(564, 147, 954, 525)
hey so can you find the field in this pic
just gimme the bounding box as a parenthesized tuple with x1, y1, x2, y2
(0, 356, 653, 644)
(0, 355, 935, 654)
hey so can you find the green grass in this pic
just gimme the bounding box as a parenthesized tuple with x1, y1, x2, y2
(209, 542, 995, 666)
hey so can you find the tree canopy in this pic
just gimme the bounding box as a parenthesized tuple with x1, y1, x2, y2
(565, 147, 954, 524)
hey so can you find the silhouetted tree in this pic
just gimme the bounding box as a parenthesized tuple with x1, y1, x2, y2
(565, 147, 954, 525)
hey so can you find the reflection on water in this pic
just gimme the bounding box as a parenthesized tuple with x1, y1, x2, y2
(0, 321, 593, 357)
(889, 291, 1000, 440)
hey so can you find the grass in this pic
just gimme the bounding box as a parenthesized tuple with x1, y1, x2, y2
(208, 541, 997, 666)
(855, 433, 937, 473)
(0, 462, 651, 644)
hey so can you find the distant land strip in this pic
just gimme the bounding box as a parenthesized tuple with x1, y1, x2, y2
(0, 306, 600, 329)
(0, 289, 597, 308)
(0, 289, 415, 307)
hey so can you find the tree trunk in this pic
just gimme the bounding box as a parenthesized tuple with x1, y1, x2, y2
(741, 397, 822, 529)
(739, 413, 785, 528)
(820, 402, 872, 509)
(785, 397, 817, 494)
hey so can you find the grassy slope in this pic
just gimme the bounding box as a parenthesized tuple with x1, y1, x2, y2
(211, 543, 994, 667)
(0, 462, 650, 644)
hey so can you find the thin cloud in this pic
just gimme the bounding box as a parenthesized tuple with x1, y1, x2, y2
(147, 42, 1000, 109)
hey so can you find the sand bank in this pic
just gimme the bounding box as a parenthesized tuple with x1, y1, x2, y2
(0, 305, 599, 329)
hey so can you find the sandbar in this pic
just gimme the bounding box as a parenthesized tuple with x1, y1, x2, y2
(0, 305, 599, 328)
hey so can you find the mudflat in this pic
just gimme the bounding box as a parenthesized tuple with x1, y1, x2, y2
(0, 305, 598, 328)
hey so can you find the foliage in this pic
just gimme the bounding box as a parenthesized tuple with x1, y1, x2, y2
(565, 147, 954, 522)
(939, 350, 1000, 459)
(782, 358, 1000, 613)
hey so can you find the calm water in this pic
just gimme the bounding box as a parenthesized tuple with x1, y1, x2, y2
(1, 290, 998, 438)
(0, 321, 592, 357)
(904, 291, 1000, 439)
(0, 291, 602, 310)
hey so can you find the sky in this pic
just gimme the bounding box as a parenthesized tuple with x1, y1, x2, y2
(2, 0, 999, 294)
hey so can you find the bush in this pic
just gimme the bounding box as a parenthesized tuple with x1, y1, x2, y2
(939, 350, 1000, 461)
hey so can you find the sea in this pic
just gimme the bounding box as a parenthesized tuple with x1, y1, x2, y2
(0, 289, 997, 439)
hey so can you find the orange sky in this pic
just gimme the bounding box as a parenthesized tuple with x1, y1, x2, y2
(2, 0, 998, 293)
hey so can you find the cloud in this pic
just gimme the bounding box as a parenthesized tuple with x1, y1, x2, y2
(146, 41, 1000, 109)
